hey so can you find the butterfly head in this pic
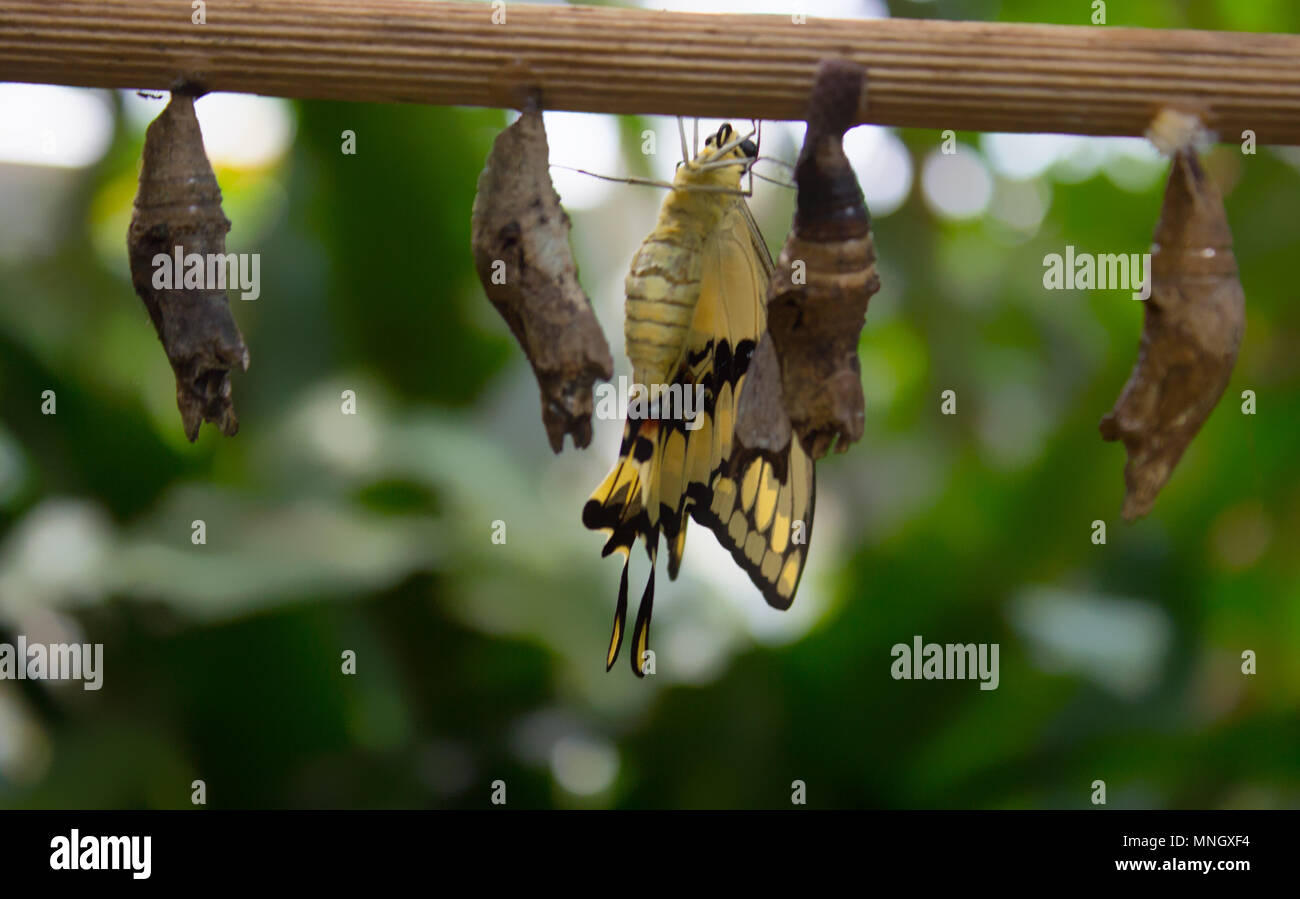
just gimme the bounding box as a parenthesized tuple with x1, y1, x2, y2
(676, 122, 756, 191)
(703, 122, 758, 160)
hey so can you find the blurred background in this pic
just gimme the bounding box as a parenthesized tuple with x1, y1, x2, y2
(0, 0, 1297, 809)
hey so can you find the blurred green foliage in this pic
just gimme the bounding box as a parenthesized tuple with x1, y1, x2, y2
(0, 0, 1297, 809)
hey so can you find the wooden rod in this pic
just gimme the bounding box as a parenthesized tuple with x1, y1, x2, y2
(2, 0, 1299, 142)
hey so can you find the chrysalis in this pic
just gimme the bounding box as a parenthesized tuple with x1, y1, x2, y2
(128, 92, 249, 441)
(471, 103, 613, 452)
(1099, 110, 1246, 520)
(738, 58, 880, 462)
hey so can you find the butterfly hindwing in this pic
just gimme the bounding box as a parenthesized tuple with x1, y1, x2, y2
(692, 439, 816, 610)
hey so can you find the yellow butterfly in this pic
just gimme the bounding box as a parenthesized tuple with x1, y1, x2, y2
(583, 123, 816, 677)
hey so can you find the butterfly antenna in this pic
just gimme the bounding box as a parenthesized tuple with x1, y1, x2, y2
(549, 164, 678, 191)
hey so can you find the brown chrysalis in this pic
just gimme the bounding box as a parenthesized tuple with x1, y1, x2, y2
(738, 58, 880, 463)
(128, 92, 249, 441)
(1099, 110, 1246, 520)
(471, 103, 613, 453)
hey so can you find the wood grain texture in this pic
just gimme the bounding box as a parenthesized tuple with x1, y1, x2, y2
(2, 1, 1299, 141)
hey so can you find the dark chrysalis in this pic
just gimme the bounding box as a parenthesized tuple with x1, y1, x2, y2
(737, 58, 881, 464)
(470, 103, 613, 452)
(128, 92, 249, 441)
(1099, 110, 1246, 520)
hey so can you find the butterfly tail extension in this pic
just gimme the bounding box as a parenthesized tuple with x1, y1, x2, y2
(585, 418, 659, 673)
(630, 545, 658, 677)
(606, 553, 631, 671)
(666, 512, 688, 580)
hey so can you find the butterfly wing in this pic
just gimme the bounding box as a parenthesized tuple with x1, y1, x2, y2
(685, 199, 816, 611)
(583, 417, 659, 673)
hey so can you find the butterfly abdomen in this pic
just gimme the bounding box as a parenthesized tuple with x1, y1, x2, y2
(625, 182, 735, 388)
(625, 233, 702, 389)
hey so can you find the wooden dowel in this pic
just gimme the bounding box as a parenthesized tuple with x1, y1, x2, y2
(2, 0, 1298, 142)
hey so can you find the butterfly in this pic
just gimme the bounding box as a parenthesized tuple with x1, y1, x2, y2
(583, 122, 816, 677)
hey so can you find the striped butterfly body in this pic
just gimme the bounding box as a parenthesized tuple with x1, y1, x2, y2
(584, 123, 816, 676)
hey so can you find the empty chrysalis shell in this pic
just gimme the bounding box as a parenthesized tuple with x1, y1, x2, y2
(1099, 111, 1245, 520)
(739, 58, 880, 462)
(128, 92, 249, 441)
(471, 104, 613, 452)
